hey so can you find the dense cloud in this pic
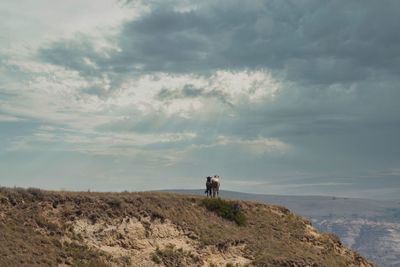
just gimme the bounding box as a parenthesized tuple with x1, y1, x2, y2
(39, 0, 400, 83)
(1, 0, 400, 199)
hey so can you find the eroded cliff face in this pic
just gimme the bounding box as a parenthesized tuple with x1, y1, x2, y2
(63, 216, 252, 266)
(0, 188, 375, 267)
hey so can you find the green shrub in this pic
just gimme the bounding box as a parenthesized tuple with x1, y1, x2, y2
(202, 198, 247, 226)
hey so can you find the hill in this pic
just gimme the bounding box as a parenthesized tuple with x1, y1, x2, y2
(163, 189, 400, 267)
(0, 188, 374, 266)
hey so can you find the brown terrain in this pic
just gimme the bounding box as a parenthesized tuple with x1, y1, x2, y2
(0, 188, 375, 267)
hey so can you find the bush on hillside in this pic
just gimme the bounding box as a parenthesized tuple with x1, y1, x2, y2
(201, 198, 247, 226)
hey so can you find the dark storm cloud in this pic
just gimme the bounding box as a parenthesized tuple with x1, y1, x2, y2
(156, 86, 205, 100)
(156, 85, 233, 106)
(37, 37, 127, 92)
(38, 0, 400, 84)
(38, 38, 102, 76)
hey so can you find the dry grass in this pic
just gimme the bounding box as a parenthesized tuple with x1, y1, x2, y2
(151, 244, 203, 266)
(0, 187, 374, 267)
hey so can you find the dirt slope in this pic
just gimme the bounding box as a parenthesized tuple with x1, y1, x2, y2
(0, 188, 375, 267)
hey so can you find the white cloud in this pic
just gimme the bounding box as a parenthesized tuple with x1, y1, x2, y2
(0, 0, 145, 55)
(185, 135, 291, 157)
(215, 135, 291, 155)
(117, 70, 280, 117)
(7, 124, 197, 161)
(0, 114, 23, 122)
(1, 54, 286, 162)
(2, 57, 281, 130)
(211, 70, 279, 103)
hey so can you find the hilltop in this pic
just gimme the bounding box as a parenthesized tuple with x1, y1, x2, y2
(165, 189, 400, 266)
(0, 188, 374, 267)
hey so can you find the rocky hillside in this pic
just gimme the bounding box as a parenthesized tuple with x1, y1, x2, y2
(168, 189, 399, 266)
(0, 188, 374, 267)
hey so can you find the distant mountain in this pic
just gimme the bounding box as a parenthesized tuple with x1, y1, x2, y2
(161, 189, 400, 267)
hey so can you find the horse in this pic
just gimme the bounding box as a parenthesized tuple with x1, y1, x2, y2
(205, 176, 212, 197)
(210, 175, 220, 197)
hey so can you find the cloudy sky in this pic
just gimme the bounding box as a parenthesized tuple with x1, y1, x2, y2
(1, 0, 399, 199)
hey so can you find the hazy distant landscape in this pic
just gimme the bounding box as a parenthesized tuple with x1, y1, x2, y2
(166, 190, 400, 267)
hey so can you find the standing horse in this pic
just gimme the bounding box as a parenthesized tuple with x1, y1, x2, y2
(210, 175, 220, 197)
(205, 176, 212, 197)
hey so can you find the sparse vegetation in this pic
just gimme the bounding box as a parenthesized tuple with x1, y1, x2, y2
(151, 244, 203, 266)
(202, 198, 247, 226)
(0, 187, 374, 267)
(35, 215, 59, 232)
(73, 259, 110, 267)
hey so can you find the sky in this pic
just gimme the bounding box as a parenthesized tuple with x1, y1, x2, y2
(1, 0, 400, 200)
